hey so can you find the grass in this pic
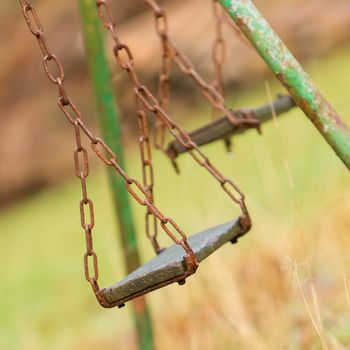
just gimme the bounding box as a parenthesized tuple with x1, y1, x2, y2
(0, 46, 350, 349)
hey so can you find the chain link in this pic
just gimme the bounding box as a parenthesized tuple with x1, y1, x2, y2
(19, 0, 198, 308)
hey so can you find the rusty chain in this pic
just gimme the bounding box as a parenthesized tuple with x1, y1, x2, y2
(95, 0, 252, 231)
(142, 0, 260, 138)
(136, 100, 162, 254)
(19, 0, 198, 308)
(211, 0, 234, 151)
(152, 2, 173, 154)
(212, 0, 225, 100)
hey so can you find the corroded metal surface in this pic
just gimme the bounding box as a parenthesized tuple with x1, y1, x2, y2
(219, 0, 350, 170)
(143, 0, 260, 162)
(102, 219, 244, 306)
(167, 95, 295, 158)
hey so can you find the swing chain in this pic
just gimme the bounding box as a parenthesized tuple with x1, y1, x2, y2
(136, 102, 162, 254)
(212, 0, 226, 98)
(211, 0, 235, 152)
(133, 85, 170, 253)
(143, 0, 260, 133)
(19, 0, 198, 308)
(153, 1, 173, 153)
(19, 0, 104, 305)
(96, 0, 251, 230)
(140, 0, 173, 153)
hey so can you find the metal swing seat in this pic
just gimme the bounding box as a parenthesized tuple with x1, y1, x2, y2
(102, 220, 244, 307)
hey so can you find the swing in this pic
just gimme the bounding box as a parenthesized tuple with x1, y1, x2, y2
(103, 220, 244, 307)
(19, 0, 293, 309)
(167, 94, 295, 159)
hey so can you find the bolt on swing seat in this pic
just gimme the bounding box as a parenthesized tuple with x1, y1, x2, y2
(102, 219, 245, 307)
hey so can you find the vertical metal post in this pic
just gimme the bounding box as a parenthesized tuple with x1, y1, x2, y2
(219, 0, 350, 170)
(78, 1, 154, 348)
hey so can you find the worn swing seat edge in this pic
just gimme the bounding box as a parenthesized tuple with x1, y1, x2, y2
(102, 219, 246, 307)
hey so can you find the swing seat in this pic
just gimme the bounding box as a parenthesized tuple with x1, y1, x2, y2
(102, 219, 245, 307)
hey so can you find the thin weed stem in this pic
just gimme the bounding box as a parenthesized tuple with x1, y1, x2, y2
(343, 272, 350, 311)
(294, 261, 329, 350)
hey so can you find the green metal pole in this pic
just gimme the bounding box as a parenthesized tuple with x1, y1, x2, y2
(219, 0, 350, 170)
(78, 1, 154, 349)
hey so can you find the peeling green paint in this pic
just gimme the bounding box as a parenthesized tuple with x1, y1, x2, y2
(219, 0, 350, 169)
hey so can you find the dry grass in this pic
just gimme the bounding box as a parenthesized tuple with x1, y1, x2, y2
(144, 194, 350, 350)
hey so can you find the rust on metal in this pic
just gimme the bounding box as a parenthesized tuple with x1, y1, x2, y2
(102, 220, 245, 307)
(166, 95, 295, 158)
(143, 0, 261, 157)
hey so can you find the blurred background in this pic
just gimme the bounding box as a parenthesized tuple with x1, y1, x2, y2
(0, 0, 350, 349)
